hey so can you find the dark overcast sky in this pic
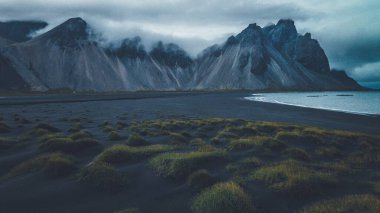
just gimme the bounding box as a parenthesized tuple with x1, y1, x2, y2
(0, 0, 379, 88)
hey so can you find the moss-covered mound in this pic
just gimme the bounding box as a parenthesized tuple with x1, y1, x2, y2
(187, 169, 215, 189)
(126, 134, 149, 146)
(34, 123, 61, 133)
(301, 194, 380, 213)
(78, 162, 125, 192)
(191, 182, 255, 213)
(6, 152, 76, 178)
(38, 134, 98, 153)
(251, 160, 336, 196)
(96, 144, 175, 164)
(228, 136, 287, 151)
(149, 149, 227, 179)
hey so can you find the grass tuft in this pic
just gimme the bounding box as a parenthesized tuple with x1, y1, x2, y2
(276, 131, 322, 145)
(315, 146, 342, 158)
(228, 136, 287, 151)
(70, 130, 92, 140)
(168, 132, 188, 144)
(39, 134, 98, 153)
(190, 138, 206, 147)
(109, 131, 122, 141)
(300, 194, 380, 213)
(96, 144, 175, 164)
(149, 149, 227, 179)
(251, 160, 336, 196)
(187, 169, 215, 189)
(78, 162, 125, 193)
(34, 123, 61, 133)
(226, 157, 263, 175)
(191, 182, 255, 213)
(127, 134, 149, 146)
(6, 152, 76, 178)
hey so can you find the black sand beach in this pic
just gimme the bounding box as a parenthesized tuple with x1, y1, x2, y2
(1, 91, 379, 135)
(1, 91, 380, 213)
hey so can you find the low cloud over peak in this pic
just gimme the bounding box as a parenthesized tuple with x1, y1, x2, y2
(0, 0, 379, 88)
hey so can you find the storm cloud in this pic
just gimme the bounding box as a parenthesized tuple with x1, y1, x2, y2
(0, 0, 379, 88)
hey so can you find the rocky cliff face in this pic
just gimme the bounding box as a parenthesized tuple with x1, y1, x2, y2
(0, 17, 363, 91)
(0, 18, 192, 91)
(193, 19, 361, 90)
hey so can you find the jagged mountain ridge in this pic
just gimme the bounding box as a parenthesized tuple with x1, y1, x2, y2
(0, 18, 193, 91)
(0, 17, 362, 91)
(192, 20, 359, 90)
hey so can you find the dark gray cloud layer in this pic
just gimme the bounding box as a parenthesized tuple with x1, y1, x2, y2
(0, 0, 379, 88)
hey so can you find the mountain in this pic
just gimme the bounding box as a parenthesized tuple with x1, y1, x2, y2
(0, 18, 192, 91)
(193, 20, 361, 90)
(0, 20, 47, 42)
(0, 17, 363, 92)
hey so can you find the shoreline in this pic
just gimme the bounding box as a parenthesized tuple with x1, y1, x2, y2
(0, 91, 379, 135)
(244, 96, 380, 118)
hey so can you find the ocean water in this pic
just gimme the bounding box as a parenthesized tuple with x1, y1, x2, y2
(244, 91, 380, 115)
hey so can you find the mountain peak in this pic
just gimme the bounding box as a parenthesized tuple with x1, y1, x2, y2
(56, 17, 87, 34)
(277, 19, 295, 26)
(247, 23, 258, 28)
(111, 36, 146, 59)
(304, 32, 312, 39)
(66, 17, 86, 23)
(267, 18, 298, 49)
(150, 41, 193, 68)
(235, 23, 264, 46)
(36, 17, 89, 46)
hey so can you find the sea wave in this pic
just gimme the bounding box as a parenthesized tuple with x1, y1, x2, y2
(244, 93, 379, 116)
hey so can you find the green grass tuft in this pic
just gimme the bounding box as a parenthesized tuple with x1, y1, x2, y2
(109, 131, 122, 141)
(276, 131, 322, 145)
(168, 132, 188, 144)
(78, 162, 125, 193)
(187, 169, 215, 189)
(149, 149, 227, 179)
(315, 146, 342, 158)
(6, 152, 76, 178)
(191, 182, 255, 213)
(96, 144, 175, 164)
(228, 136, 287, 151)
(300, 194, 380, 213)
(251, 160, 336, 196)
(70, 130, 92, 140)
(190, 138, 206, 147)
(126, 134, 149, 146)
(226, 157, 263, 175)
(38, 134, 98, 153)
